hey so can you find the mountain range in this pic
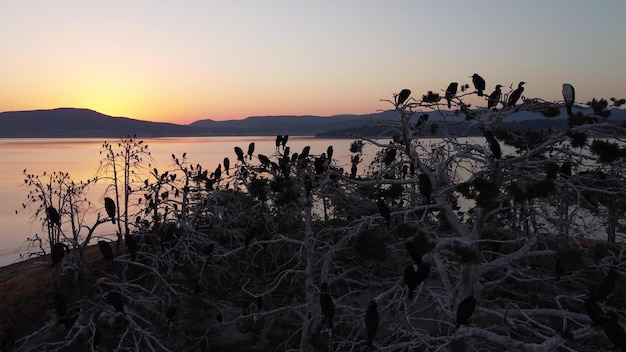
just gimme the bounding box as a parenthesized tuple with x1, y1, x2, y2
(0, 107, 624, 138)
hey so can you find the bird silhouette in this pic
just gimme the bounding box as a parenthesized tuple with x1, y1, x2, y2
(275, 135, 282, 150)
(365, 300, 379, 349)
(488, 85, 502, 109)
(107, 291, 124, 313)
(326, 145, 333, 163)
(397, 89, 411, 107)
(403, 264, 419, 299)
(104, 197, 116, 224)
(319, 283, 335, 329)
(46, 206, 61, 227)
(384, 148, 396, 167)
(562, 83, 575, 116)
(50, 242, 67, 268)
(471, 74, 486, 96)
(281, 135, 289, 149)
(377, 199, 391, 227)
(234, 146, 245, 162)
(223, 157, 230, 175)
(98, 240, 114, 263)
(507, 82, 526, 106)
(483, 129, 502, 159)
(445, 82, 458, 108)
(247, 142, 255, 160)
(455, 295, 476, 330)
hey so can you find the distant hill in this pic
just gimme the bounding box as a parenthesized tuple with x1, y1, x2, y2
(0, 107, 624, 138)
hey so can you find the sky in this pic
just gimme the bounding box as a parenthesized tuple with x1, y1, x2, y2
(1, 1, 625, 124)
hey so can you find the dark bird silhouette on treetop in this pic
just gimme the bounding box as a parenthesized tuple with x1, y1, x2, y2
(327, 145, 333, 163)
(507, 81, 526, 107)
(98, 240, 114, 263)
(488, 84, 502, 109)
(396, 89, 411, 108)
(104, 197, 116, 224)
(319, 282, 335, 329)
(403, 264, 419, 299)
(50, 242, 68, 268)
(418, 174, 432, 204)
(247, 142, 255, 160)
(281, 135, 289, 149)
(365, 300, 379, 349)
(107, 291, 124, 313)
(562, 83, 575, 116)
(223, 157, 230, 175)
(234, 146, 245, 162)
(405, 240, 422, 265)
(471, 74, 486, 96)
(455, 295, 477, 330)
(377, 199, 391, 227)
(275, 135, 282, 150)
(483, 129, 502, 159)
(46, 206, 61, 227)
(384, 147, 396, 167)
(300, 146, 311, 159)
(445, 82, 458, 109)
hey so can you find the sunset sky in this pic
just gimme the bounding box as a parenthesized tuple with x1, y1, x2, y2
(2, 1, 625, 124)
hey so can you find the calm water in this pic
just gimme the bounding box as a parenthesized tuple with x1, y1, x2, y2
(0, 136, 370, 267)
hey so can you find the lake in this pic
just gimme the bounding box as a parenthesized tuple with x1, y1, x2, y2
(0, 136, 376, 267)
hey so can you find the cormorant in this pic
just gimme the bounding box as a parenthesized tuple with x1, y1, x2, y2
(483, 130, 502, 159)
(365, 300, 379, 349)
(415, 262, 431, 285)
(595, 267, 619, 301)
(471, 74, 486, 96)
(166, 306, 177, 324)
(214, 164, 222, 181)
(403, 264, 419, 299)
(234, 146, 245, 162)
(281, 135, 289, 149)
(107, 291, 124, 312)
(258, 154, 270, 167)
(445, 82, 458, 109)
(327, 145, 333, 163)
(397, 89, 411, 108)
(98, 240, 114, 263)
(125, 234, 138, 261)
(599, 313, 626, 352)
(487, 85, 502, 109)
(384, 148, 396, 167)
(247, 142, 255, 160)
(300, 146, 311, 159)
(50, 242, 67, 268)
(319, 283, 335, 329)
(46, 206, 61, 227)
(223, 157, 230, 175)
(405, 240, 422, 265)
(507, 82, 526, 107)
(275, 135, 282, 150)
(314, 156, 326, 175)
(562, 83, 575, 116)
(377, 199, 391, 227)
(418, 174, 432, 204)
(455, 295, 476, 330)
(104, 197, 116, 224)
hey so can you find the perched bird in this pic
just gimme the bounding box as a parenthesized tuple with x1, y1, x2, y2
(326, 145, 333, 163)
(455, 295, 477, 330)
(281, 135, 289, 149)
(377, 199, 391, 227)
(562, 83, 575, 116)
(300, 146, 311, 159)
(125, 234, 138, 261)
(365, 300, 379, 349)
(507, 82, 526, 107)
(50, 242, 67, 268)
(415, 262, 431, 285)
(258, 154, 270, 167)
(445, 82, 458, 109)
(595, 267, 619, 301)
(107, 291, 124, 313)
(488, 85, 503, 109)
(234, 146, 245, 162)
(247, 142, 255, 160)
(214, 164, 222, 180)
(397, 89, 411, 107)
(166, 306, 177, 324)
(418, 174, 432, 204)
(98, 240, 114, 263)
(384, 148, 396, 167)
(599, 313, 626, 352)
(405, 240, 422, 265)
(471, 74, 486, 96)
(223, 157, 230, 175)
(319, 283, 335, 329)
(46, 206, 61, 227)
(104, 197, 116, 224)
(275, 135, 282, 150)
(403, 264, 419, 299)
(483, 130, 502, 159)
